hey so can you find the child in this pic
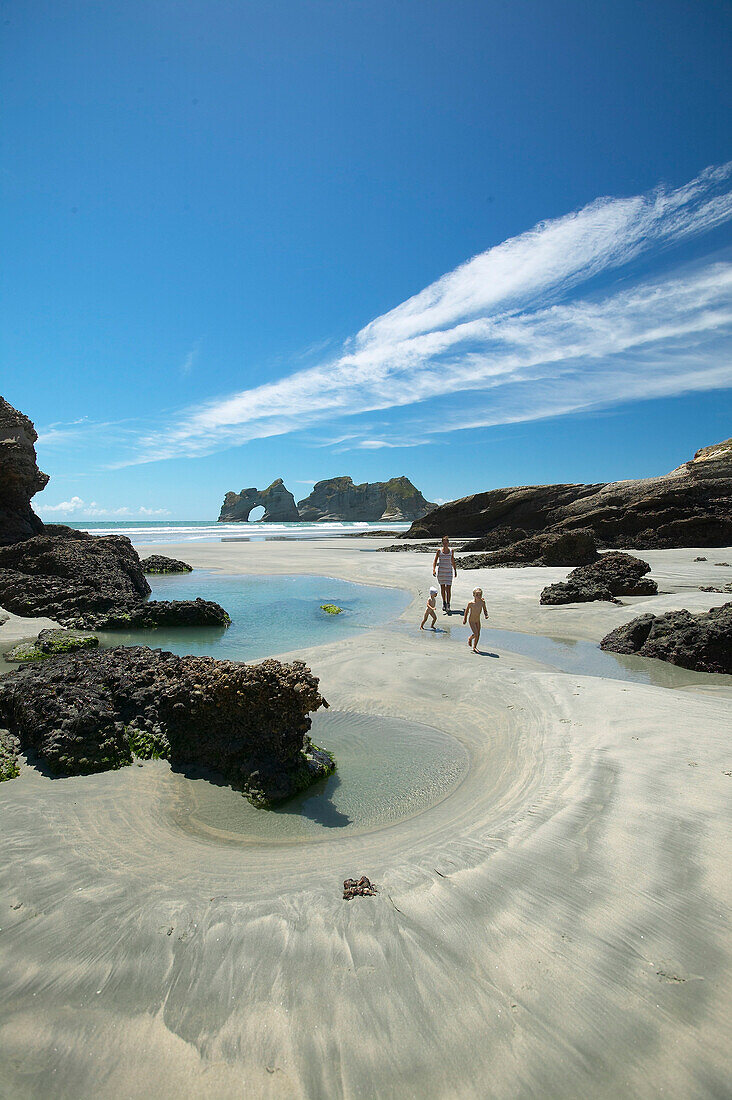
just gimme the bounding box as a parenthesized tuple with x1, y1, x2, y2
(463, 587, 488, 651)
(421, 586, 439, 630)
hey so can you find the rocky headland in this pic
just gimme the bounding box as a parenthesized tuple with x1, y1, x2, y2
(401, 439, 732, 549)
(0, 647, 333, 804)
(218, 475, 436, 523)
(600, 602, 732, 674)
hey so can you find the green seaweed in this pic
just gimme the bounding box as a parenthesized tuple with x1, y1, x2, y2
(244, 742, 337, 808)
(125, 726, 170, 761)
(320, 604, 343, 615)
(4, 643, 50, 662)
(5, 632, 99, 663)
(0, 735, 20, 782)
(144, 567, 192, 574)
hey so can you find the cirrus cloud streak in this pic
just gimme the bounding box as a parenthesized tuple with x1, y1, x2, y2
(111, 163, 732, 465)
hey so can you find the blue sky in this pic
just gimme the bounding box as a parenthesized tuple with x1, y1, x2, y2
(2, 0, 731, 520)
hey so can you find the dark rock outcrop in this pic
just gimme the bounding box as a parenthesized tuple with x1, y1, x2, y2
(94, 598, 230, 630)
(297, 475, 436, 522)
(600, 603, 732, 674)
(0, 646, 334, 804)
(140, 554, 192, 574)
(6, 628, 99, 662)
(402, 439, 732, 549)
(461, 529, 598, 570)
(0, 528, 150, 624)
(219, 479, 300, 522)
(540, 552, 657, 605)
(0, 396, 48, 545)
(0, 529, 229, 630)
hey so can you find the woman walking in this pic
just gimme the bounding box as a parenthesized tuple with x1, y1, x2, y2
(433, 535, 457, 612)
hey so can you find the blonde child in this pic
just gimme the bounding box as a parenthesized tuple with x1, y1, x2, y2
(463, 587, 488, 651)
(420, 586, 439, 630)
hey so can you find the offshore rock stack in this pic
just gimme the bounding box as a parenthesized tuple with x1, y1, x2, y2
(218, 475, 436, 523)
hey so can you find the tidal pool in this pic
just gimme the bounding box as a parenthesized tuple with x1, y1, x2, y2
(95, 571, 410, 661)
(169, 710, 469, 843)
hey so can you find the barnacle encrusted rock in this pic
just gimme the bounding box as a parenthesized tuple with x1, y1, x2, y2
(0, 646, 334, 804)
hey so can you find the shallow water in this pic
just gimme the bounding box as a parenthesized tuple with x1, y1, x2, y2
(408, 617, 732, 690)
(170, 710, 469, 843)
(94, 571, 410, 661)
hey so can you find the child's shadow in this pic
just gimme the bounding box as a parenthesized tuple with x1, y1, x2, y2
(474, 649, 500, 658)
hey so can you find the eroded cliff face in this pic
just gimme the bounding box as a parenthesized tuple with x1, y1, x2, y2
(0, 396, 48, 545)
(218, 478, 300, 522)
(297, 476, 436, 522)
(402, 439, 732, 549)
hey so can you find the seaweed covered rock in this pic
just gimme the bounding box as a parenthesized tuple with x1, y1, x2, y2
(140, 554, 192, 574)
(5, 628, 99, 662)
(0, 396, 48, 546)
(600, 603, 732, 674)
(0, 646, 334, 804)
(461, 529, 598, 570)
(540, 552, 657, 605)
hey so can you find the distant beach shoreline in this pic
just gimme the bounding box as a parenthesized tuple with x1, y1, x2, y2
(63, 519, 411, 545)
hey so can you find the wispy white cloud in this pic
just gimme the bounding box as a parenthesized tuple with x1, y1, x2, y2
(36, 496, 170, 519)
(79, 163, 732, 465)
(180, 339, 202, 376)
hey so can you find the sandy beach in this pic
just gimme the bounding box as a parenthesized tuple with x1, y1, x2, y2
(1, 537, 731, 1099)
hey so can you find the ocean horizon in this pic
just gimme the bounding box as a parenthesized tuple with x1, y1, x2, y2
(63, 519, 411, 545)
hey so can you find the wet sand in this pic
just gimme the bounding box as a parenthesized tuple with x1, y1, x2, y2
(1, 539, 731, 1098)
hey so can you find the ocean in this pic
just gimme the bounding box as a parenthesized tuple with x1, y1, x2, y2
(65, 520, 410, 546)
